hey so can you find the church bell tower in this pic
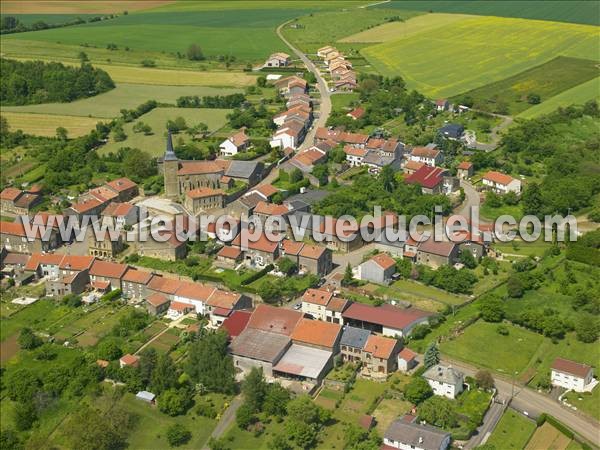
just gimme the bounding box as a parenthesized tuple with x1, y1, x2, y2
(163, 132, 179, 199)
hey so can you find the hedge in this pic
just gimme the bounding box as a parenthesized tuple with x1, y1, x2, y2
(536, 414, 574, 439)
(241, 264, 274, 285)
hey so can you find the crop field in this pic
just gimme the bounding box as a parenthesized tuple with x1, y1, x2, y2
(1, 112, 101, 138)
(1, 83, 240, 119)
(149, 1, 368, 13)
(99, 107, 231, 157)
(525, 422, 574, 450)
(361, 16, 599, 98)
(519, 77, 600, 119)
(281, 8, 422, 53)
(486, 409, 536, 450)
(451, 57, 600, 115)
(340, 13, 472, 43)
(1, 1, 171, 14)
(373, 1, 600, 26)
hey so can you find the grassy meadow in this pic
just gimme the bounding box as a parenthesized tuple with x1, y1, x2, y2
(2, 112, 101, 138)
(361, 16, 599, 97)
(99, 107, 231, 157)
(1, 83, 241, 119)
(372, 0, 600, 26)
(451, 56, 600, 115)
(485, 409, 537, 450)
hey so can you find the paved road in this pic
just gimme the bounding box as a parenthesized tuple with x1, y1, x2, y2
(454, 180, 483, 220)
(441, 357, 600, 446)
(276, 20, 331, 152)
(201, 395, 244, 450)
(466, 400, 506, 449)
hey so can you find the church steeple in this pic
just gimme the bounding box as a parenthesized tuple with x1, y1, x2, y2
(164, 131, 177, 161)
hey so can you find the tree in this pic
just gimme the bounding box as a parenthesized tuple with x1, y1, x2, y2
(96, 339, 122, 360)
(13, 400, 37, 431)
(485, 191, 503, 208)
(242, 367, 267, 412)
(166, 424, 192, 447)
(277, 257, 298, 276)
(342, 263, 354, 286)
(459, 250, 477, 269)
(418, 396, 458, 428)
(187, 44, 205, 61)
(479, 297, 505, 322)
(17, 327, 42, 350)
(159, 388, 193, 416)
(263, 383, 291, 417)
(0, 430, 22, 450)
(138, 347, 158, 385)
(258, 283, 281, 304)
(269, 434, 292, 450)
(380, 165, 396, 193)
(575, 316, 599, 343)
(290, 168, 303, 183)
(151, 354, 178, 394)
(122, 147, 157, 180)
(312, 163, 329, 186)
(186, 331, 236, 394)
(65, 405, 132, 450)
(507, 275, 524, 298)
(396, 258, 412, 279)
(527, 93, 541, 104)
(404, 376, 433, 404)
(236, 402, 256, 430)
(424, 342, 440, 368)
(475, 370, 495, 390)
(56, 126, 68, 141)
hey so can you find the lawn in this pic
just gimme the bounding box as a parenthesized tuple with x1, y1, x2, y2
(330, 93, 360, 112)
(340, 13, 472, 43)
(371, 0, 600, 26)
(0, 299, 73, 342)
(361, 16, 599, 97)
(519, 76, 600, 119)
(440, 320, 544, 375)
(564, 388, 600, 422)
(451, 57, 600, 115)
(479, 201, 524, 221)
(372, 398, 413, 434)
(98, 107, 231, 157)
(485, 409, 536, 450)
(382, 278, 468, 306)
(1, 83, 241, 119)
(493, 239, 555, 259)
(222, 411, 286, 450)
(2, 111, 101, 138)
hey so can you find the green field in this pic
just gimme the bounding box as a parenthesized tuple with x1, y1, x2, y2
(361, 16, 599, 97)
(440, 320, 544, 375)
(1, 83, 240, 119)
(2, 112, 101, 137)
(340, 12, 472, 43)
(519, 77, 600, 119)
(565, 388, 600, 422)
(486, 409, 536, 449)
(373, 1, 600, 26)
(99, 107, 231, 157)
(451, 57, 600, 115)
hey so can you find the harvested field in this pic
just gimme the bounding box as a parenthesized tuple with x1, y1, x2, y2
(1, 1, 172, 14)
(1, 112, 102, 137)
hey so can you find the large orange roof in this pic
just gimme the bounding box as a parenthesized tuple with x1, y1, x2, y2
(207, 289, 241, 309)
(59, 255, 95, 271)
(299, 244, 326, 260)
(364, 334, 398, 359)
(254, 201, 289, 216)
(0, 187, 22, 201)
(291, 318, 341, 348)
(89, 260, 128, 279)
(302, 288, 333, 306)
(122, 268, 153, 284)
(247, 304, 303, 336)
(148, 276, 181, 295)
(106, 177, 137, 192)
(483, 171, 514, 185)
(369, 253, 396, 270)
(24, 252, 63, 271)
(175, 281, 215, 302)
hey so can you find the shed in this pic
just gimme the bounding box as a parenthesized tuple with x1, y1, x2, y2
(136, 390, 156, 404)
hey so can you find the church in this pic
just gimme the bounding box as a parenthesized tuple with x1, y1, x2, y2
(160, 133, 265, 200)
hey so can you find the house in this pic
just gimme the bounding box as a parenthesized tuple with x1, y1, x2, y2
(167, 301, 194, 319)
(264, 52, 290, 67)
(347, 107, 365, 120)
(340, 326, 371, 364)
(482, 171, 522, 194)
(403, 160, 425, 176)
(342, 303, 431, 338)
(247, 304, 303, 336)
(551, 358, 596, 392)
(0, 187, 42, 215)
(253, 201, 290, 232)
(298, 244, 332, 276)
(23, 252, 63, 279)
(171, 280, 216, 316)
(101, 202, 139, 228)
(206, 289, 252, 327)
(45, 269, 89, 297)
(362, 334, 402, 376)
(301, 288, 334, 321)
(105, 177, 138, 202)
(64, 197, 107, 220)
(423, 364, 464, 399)
(289, 147, 327, 172)
(435, 99, 450, 112)
(225, 160, 264, 186)
(1, 221, 61, 254)
(316, 217, 363, 253)
(232, 231, 280, 268)
(291, 318, 342, 352)
(416, 239, 458, 269)
(325, 297, 349, 325)
(398, 347, 418, 373)
(324, 51, 341, 65)
(220, 129, 250, 157)
(456, 161, 473, 180)
(317, 45, 336, 58)
(184, 187, 225, 214)
(274, 76, 307, 95)
(89, 259, 128, 290)
(221, 310, 252, 340)
(410, 146, 443, 167)
(357, 253, 396, 285)
(384, 418, 451, 450)
(121, 268, 154, 301)
(216, 245, 243, 267)
(119, 354, 139, 368)
(271, 122, 306, 150)
(87, 228, 123, 259)
(335, 79, 357, 91)
(273, 106, 311, 127)
(439, 123, 464, 140)
(146, 292, 170, 316)
(344, 145, 369, 167)
(136, 229, 187, 261)
(405, 166, 448, 195)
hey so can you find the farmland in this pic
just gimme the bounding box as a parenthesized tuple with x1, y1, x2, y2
(372, 0, 600, 26)
(2, 112, 101, 138)
(451, 56, 600, 115)
(361, 16, 599, 97)
(99, 107, 231, 157)
(525, 422, 580, 450)
(1, 1, 171, 14)
(1, 83, 241, 119)
(340, 13, 472, 43)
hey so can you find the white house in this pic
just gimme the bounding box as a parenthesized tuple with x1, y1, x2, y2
(264, 52, 290, 68)
(551, 357, 596, 392)
(423, 364, 464, 399)
(482, 171, 522, 194)
(219, 129, 250, 156)
(384, 418, 451, 450)
(410, 146, 443, 167)
(301, 288, 333, 321)
(171, 281, 216, 316)
(344, 145, 368, 167)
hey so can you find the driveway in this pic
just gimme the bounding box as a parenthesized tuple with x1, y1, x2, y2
(201, 395, 244, 450)
(454, 179, 483, 221)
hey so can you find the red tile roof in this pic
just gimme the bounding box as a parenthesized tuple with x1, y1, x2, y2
(147, 292, 170, 307)
(247, 304, 303, 336)
(299, 244, 326, 260)
(417, 239, 456, 257)
(30, 212, 65, 229)
(404, 160, 425, 172)
(369, 253, 396, 270)
(291, 318, 341, 348)
(405, 165, 446, 189)
(102, 202, 135, 217)
(253, 184, 279, 199)
(207, 289, 241, 309)
(0, 221, 29, 237)
(254, 201, 289, 216)
(0, 187, 22, 201)
(122, 268, 154, 284)
(483, 170, 514, 185)
(59, 255, 95, 271)
(364, 334, 399, 359)
(70, 197, 105, 214)
(106, 177, 137, 193)
(344, 145, 368, 158)
(551, 357, 592, 378)
(89, 186, 119, 202)
(411, 147, 440, 159)
(281, 239, 304, 256)
(232, 231, 279, 254)
(326, 297, 349, 313)
(302, 288, 333, 306)
(169, 301, 193, 312)
(342, 303, 431, 332)
(398, 347, 417, 361)
(457, 161, 473, 170)
(347, 107, 365, 120)
(89, 260, 128, 279)
(148, 276, 181, 295)
(120, 354, 139, 366)
(176, 281, 215, 302)
(186, 187, 224, 199)
(24, 252, 63, 271)
(217, 246, 242, 259)
(177, 161, 226, 176)
(221, 310, 252, 339)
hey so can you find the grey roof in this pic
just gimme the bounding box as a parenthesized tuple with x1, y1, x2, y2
(285, 189, 329, 206)
(362, 151, 397, 167)
(284, 199, 310, 212)
(163, 132, 178, 161)
(287, 211, 321, 233)
(340, 326, 371, 349)
(385, 420, 450, 450)
(423, 364, 464, 386)
(238, 192, 263, 209)
(136, 391, 156, 401)
(273, 344, 332, 380)
(439, 123, 464, 139)
(229, 328, 290, 363)
(226, 161, 263, 179)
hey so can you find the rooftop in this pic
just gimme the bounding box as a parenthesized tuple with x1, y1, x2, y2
(423, 364, 464, 385)
(273, 344, 332, 380)
(247, 304, 303, 336)
(364, 334, 398, 359)
(385, 420, 450, 450)
(302, 288, 333, 306)
(89, 260, 128, 279)
(340, 326, 371, 350)
(552, 357, 592, 378)
(221, 310, 252, 338)
(229, 328, 290, 363)
(342, 303, 431, 332)
(291, 318, 341, 348)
